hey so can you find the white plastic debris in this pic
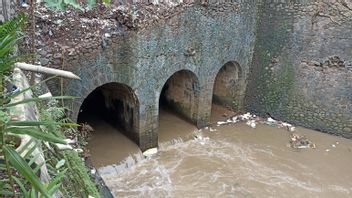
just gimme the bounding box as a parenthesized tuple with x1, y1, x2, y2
(65, 138, 76, 144)
(55, 143, 73, 150)
(38, 92, 52, 98)
(267, 117, 277, 123)
(74, 148, 83, 153)
(209, 127, 217, 132)
(21, 3, 29, 8)
(90, 168, 96, 175)
(194, 135, 210, 145)
(246, 120, 256, 128)
(241, 112, 252, 120)
(232, 116, 238, 122)
(217, 121, 226, 125)
(281, 122, 292, 127)
(331, 144, 336, 148)
(288, 126, 295, 132)
(143, 147, 158, 157)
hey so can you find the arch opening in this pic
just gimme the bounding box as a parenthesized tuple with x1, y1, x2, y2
(77, 82, 140, 167)
(158, 70, 199, 142)
(211, 61, 243, 121)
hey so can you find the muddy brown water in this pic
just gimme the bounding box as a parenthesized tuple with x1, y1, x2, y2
(86, 105, 352, 197)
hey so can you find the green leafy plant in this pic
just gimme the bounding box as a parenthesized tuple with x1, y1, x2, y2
(0, 13, 26, 75)
(0, 14, 78, 198)
(0, 79, 78, 197)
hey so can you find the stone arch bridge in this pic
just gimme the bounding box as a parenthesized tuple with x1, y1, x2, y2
(58, 2, 258, 151)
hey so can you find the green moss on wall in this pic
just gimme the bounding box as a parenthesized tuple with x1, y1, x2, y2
(246, 4, 295, 117)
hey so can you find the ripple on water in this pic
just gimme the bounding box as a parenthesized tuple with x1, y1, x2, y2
(95, 108, 352, 198)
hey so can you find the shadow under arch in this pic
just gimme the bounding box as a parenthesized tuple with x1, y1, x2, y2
(212, 61, 243, 111)
(77, 82, 140, 147)
(159, 69, 200, 124)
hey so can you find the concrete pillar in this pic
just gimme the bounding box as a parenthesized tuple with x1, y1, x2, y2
(196, 80, 213, 128)
(137, 102, 158, 151)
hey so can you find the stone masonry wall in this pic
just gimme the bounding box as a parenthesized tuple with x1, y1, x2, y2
(61, 1, 258, 150)
(246, 0, 352, 138)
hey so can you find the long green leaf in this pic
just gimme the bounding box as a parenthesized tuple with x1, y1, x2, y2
(3, 96, 77, 108)
(30, 187, 37, 198)
(28, 153, 41, 167)
(7, 127, 66, 144)
(13, 176, 29, 197)
(8, 120, 79, 127)
(7, 75, 58, 99)
(33, 162, 45, 174)
(0, 190, 15, 196)
(3, 146, 50, 198)
(0, 180, 5, 190)
(47, 169, 66, 192)
(23, 142, 38, 159)
(17, 138, 35, 155)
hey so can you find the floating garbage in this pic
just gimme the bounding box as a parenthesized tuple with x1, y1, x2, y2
(288, 133, 316, 149)
(267, 117, 277, 123)
(215, 112, 258, 128)
(261, 117, 295, 132)
(232, 116, 238, 122)
(217, 121, 227, 125)
(143, 147, 158, 158)
(194, 134, 210, 145)
(240, 112, 253, 120)
(246, 120, 256, 128)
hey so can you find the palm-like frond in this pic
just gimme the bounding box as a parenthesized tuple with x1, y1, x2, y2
(0, 13, 26, 75)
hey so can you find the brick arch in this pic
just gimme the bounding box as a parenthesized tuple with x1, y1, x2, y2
(77, 82, 140, 146)
(66, 65, 115, 123)
(212, 61, 243, 111)
(158, 69, 200, 124)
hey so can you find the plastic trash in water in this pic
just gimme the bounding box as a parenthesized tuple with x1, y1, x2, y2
(246, 120, 256, 128)
(267, 117, 276, 123)
(289, 133, 316, 149)
(217, 121, 227, 125)
(143, 148, 158, 158)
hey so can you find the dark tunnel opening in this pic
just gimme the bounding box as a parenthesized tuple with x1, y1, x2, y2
(211, 61, 242, 122)
(77, 83, 140, 167)
(158, 70, 200, 142)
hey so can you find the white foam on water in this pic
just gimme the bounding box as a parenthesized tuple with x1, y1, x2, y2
(99, 128, 352, 197)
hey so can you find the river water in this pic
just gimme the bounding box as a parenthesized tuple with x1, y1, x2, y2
(86, 105, 352, 198)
